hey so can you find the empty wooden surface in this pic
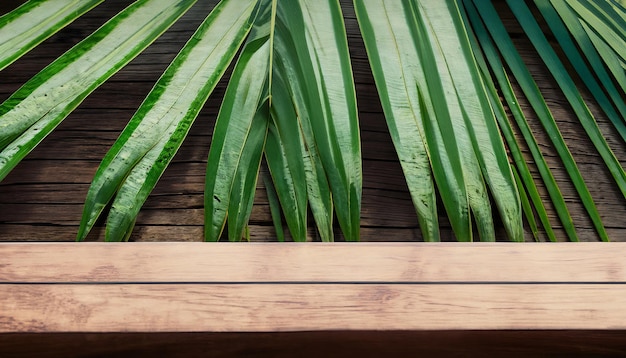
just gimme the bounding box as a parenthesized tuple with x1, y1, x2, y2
(3, 242, 626, 355)
(2, 242, 626, 333)
(1, 242, 626, 283)
(0, 0, 624, 242)
(4, 283, 626, 332)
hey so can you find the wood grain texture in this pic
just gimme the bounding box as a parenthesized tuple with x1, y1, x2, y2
(2, 283, 626, 332)
(2, 242, 626, 283)
(0, 0, 624, 242)
(2, 242, 626, 353)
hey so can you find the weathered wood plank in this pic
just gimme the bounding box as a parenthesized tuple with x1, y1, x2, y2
(2, 243, 625, 283)
(2, 283, 626, 332)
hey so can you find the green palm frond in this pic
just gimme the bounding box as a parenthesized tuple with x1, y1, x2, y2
(0, 0, 623, 242)
(0, 0, 103, 71)
(356, 0, 523, 242)
(0, 0, 197, 182)
(76, 0, 259, 242)
(463, 0, 623, 242)
(204, 0, 360, 242)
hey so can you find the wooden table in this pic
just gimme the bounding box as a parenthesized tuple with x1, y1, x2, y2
(2, 242, 626, 356)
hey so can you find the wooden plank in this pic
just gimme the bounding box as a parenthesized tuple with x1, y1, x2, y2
(2, 283, 626, 332)
(2, 243, 626, 283)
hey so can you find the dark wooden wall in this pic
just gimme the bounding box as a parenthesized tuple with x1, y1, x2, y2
(0, 0, 624, 242)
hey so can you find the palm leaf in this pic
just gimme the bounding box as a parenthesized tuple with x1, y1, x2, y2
(264, 73, 309, 242)
(0, 0, 197, 182)
(583, 22, 626, 95)
(565, 0, 626, 101)
(353, 0, 439, 242)
(567, 0, 626, 63)
(533, 0, 626, 141)
(204, 1, 271, 241)
(0, 0, 622, 242)
(274, 0, 361, 241)
(356, 0, 522, 242)
(464, 16, 558, 242)
(505, 0, 626, 201)
(206, 0, 360, 242)
(0, 0, 103, 71)
(263, 171, 286, 242)
(465, 0, 613, 241)
(462, 0, 573, 241)
(77, 0, 258, 241)
(226, 102, 268, 242)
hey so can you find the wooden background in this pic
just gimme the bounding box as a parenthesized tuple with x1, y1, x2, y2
(0, 0, 624, 242)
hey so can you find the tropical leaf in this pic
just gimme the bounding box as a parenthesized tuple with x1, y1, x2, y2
(504, 0, 626, 202)
(461, 0, 568, 242)
(273, 0, 361, 241)
(566, 0, 626, 63)
(0, 0, 103, 71)
(353, 0, 439, 242)
(205, 0, 360, 242)
(552, 0, 626, 118)
(263, 172, 286, 242)
(584, 22, 626, 95)
(77, 0, 258, 241)
(533, 0, 626, 141)
(204, 0, 271, 242)
(227, 101, 268, 242)
(264, 74, 309, 242)
(0, 0, 622, 242)
(356, 0, 522, 242)
(461, 9, 558, 242)
(464, 0, 612, 241)
(0, 0, 197, 182)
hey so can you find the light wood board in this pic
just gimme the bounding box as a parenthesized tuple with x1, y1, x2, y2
(2, 243, 626, 333)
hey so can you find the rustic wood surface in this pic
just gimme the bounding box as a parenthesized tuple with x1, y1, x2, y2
(0, 0, 625, 241)
(2, 243, 626, 335)
(4, 283, 626, 332)
(2, 242, 626, 283)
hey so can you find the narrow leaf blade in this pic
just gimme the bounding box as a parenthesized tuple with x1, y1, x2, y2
(0, 0, 103, 71)
(0, 0, 198, 182)
(204, 3, 272, 241)
(77, 0, 257, 241)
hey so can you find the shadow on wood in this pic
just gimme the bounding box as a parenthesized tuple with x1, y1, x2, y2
(2, 331, 626, 358)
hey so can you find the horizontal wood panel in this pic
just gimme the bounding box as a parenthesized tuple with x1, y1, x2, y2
(2, 283, 626, 332)
(1, 243, 625, 283)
